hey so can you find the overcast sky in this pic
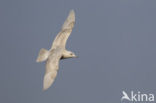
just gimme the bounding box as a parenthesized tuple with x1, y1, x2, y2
(0, 0, 156, 103)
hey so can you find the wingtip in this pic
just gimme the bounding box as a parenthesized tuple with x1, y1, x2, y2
(69, 9, 75, 16)
(42, 87, 48, 91)
(42, 84, 50, 91)
(70, 9, 75, 13)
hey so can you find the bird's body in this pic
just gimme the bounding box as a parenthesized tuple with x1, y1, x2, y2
(36, 10, 77, 90)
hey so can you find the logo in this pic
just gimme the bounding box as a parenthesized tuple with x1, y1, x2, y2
(121, 91, 154, 102)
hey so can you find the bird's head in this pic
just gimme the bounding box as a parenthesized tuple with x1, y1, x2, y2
(62, 50, 77, 59)
(68, 51, 77, 58)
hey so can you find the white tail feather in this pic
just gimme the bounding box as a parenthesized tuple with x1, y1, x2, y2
(36, 48, 49, 62)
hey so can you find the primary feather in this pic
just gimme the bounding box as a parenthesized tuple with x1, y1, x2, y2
(51, 10, 75, 49)
(43, 48, 63, 90)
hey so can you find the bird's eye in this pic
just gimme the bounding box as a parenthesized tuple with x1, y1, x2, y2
(70, 53, 73, 55)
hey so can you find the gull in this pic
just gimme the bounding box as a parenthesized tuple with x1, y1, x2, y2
(36, 10, 77, 91)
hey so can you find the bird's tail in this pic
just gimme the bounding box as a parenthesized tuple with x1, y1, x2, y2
(36, 48, 49, 62)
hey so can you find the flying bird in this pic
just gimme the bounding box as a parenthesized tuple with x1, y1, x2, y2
(36, 10, 77, 91)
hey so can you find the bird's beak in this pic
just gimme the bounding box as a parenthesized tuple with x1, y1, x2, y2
(75, 55, 78, 58)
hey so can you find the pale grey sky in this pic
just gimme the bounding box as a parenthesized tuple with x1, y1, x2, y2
(0, 0, 156, 103)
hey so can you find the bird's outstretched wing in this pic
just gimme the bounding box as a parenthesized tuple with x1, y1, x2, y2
(51, 10, 75, 49)
(43, 48, 63, 90)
